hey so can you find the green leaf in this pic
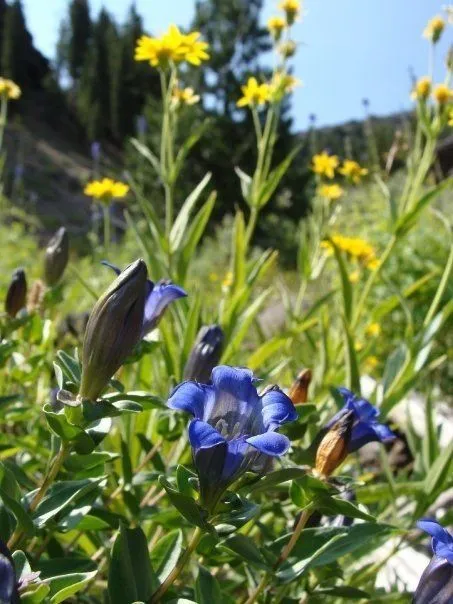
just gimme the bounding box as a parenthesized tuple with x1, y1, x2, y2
(159, 476, 211, 531)
(247, 337, 288, 371)
(330, 240, 353, 323)
(150, 529, 183, 583)
(33, 478, 105, 528)
(43, 405, 95, 454)
(108, 524, 158, 604)
(171, 120, 210, 185)
(170, 172, 212, 253)
(423, 440, 453, 497)
(395, 178, 452, 236)
(315, 494, 376, 522)
(232, 210, 246, 292)
(342, 317, 361, 394)
(257, 144, 302, 208)
(0, 487, 35, 536)
(220, 534, 268, 568)
(246, 468, 308, 494)
(54, 350, 81, 385)
(382, 344, 410, 396)
(195, 565, 222, 604)
(177, 192, 217, 282)
(235, 166, 252, 203)
(130, 138, 160, 175)
(20, 584, 51, 603)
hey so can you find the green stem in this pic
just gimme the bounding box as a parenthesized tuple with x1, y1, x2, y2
(7, 443, 70, 550)
(245, 205, 259, 248)
(243, 505, 314, 604)
(351, 234, 397, 330)
(148, 526, 203, 603)
(0, 97, 8, 154)
(103, 204, 111, 254)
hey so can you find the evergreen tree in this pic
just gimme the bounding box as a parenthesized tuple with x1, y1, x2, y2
(68, 0, 91, 81)
(1, 0, 28, 85)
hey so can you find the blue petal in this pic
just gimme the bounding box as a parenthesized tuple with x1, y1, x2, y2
(0, 553, 14, 603)
(418, 520, 453, 562)
(246, 432, 291, 456)
(351, 397, 379, 421)
(372, 422, 396, 443)
(143, 281, 187, 335)
(188, 419, 225, 452)
(222, 438, 248, 479)
(211, 366, 257, 401)
(167, 381, 210, 419)
(261, 387, 297, 430)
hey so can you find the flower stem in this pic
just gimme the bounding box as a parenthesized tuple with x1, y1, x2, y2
(7, 443, 70, 550)
(103, 204, 111, 253)
(148, 526, 203, 603)
(243, 505, 314, 604)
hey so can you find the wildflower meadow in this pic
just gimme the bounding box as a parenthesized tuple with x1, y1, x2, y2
(0, 1, 452, 602)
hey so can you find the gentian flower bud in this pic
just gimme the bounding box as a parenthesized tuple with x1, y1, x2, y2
(102, 261, 186, 337)
(288, 368, 312, 404)
(315, 410, 353, 477)
(79, 259, 147, 401)
(44, 227, 69, 286)
(183, 325, 224, 383)
(168, 366, 297, 512)
(325, 387, 395, 453)
(5, 269, 27, 318)
(414, 519, 453, 603)
(0, 540, 20, 603)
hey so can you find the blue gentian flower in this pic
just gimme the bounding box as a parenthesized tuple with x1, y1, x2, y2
(326, 388, 395, 452)
(414, 519, 453, 604)
(168, 365, 297, 511)
(102, 261, 187, 337)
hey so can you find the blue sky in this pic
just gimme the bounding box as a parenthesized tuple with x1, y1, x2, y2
(23, 0, 451, 130)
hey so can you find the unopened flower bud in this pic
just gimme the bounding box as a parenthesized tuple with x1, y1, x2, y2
(5, 269, 27, 318)
(44, 227, 69, 286)
(278, 40, 297, 59)
(183, 324, 224, 383)
(79, 259, 147, 401)
(27, 279, 45, 314)
(315, 410, 354, 477)
(288, 368, 312, 404)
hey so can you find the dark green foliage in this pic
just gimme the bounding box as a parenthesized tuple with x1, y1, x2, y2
(68, 0, 92, 80)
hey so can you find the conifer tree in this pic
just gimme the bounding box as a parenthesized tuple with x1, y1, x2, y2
(68, 0, 92, 81)
(1, 0, 28, 85)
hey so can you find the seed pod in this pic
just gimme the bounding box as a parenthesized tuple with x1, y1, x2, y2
(183, 325, 224, 383)
(79, 259, 147, 401)
(288, 368, 312, 404)
(44, 227, 69, 286)
(315, 410, 354, 478)
(5, 269, 27, 318)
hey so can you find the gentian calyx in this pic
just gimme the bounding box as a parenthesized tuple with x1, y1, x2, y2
(413, 519, 453, 603)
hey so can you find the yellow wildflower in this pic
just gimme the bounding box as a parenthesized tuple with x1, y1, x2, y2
(433, 83, 453, 104)
(317, 183, 344, 201)
(423, 15, 445, 43)
(311, 152, 339, 179)
(367, 258, 380, 271)
(339, 159, 368, 184)
(267, 16, 286, 40)
(171, 85, 200, 107)
(222, 271, 233, 289)
(411, 76, 432, 101)
(84, 178, 129, 204)
(269, 72, 301, 101)
(0, 77, 21, 101)
(354, 341, 363, 352)
(279, 0, 300, 25)
(179, 30, 210, 66)
(237, 77, 270, 107)
(134, 25, 209, 69)
(349, 270, 360, 284)
(365, 323, 381, 337)
(448, 108, 453, 126)
(365, 356, 379, 371)
(324, 234, 377, 268)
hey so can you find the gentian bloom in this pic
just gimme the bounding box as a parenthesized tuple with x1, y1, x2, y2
(168, 365, 297, 511)
(183, 324, 224, 383)
(0, 539, 39, 603)
(102, 261, 187, 337)
(325, 388, 395, 452)
(414, 519, 453, 604)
